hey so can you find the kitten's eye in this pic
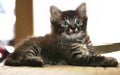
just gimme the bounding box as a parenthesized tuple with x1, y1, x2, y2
(75, 20, 83, 26)
(62, 21, 69, 27)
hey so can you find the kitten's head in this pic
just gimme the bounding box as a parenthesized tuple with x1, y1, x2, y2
(50, 3, 87, 40)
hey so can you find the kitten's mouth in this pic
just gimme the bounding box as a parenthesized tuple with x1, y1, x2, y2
(68, 33, 79, 36)
(67, 33, 80, 39)
(62, 31, 86, 40)
(67, 32, 79, 35)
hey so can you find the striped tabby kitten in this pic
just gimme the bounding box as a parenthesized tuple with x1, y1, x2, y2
(5, 3, 118, 67)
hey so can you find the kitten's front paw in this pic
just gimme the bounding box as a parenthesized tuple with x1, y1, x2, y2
(102, 57, 118, 67)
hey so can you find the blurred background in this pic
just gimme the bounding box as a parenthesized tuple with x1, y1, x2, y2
(0, 0, 120, 62)
(33, 0, 120, 45)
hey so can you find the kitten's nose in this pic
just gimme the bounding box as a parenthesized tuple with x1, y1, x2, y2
(70, 25, 76, 30)
(69, 25, 79, 33)
(69, 28, 78, 34)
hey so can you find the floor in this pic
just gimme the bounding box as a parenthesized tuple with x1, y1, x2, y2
(0, 64, 120, 75)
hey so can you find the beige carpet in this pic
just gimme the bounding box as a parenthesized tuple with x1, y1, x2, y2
(0, 64, 120, 75)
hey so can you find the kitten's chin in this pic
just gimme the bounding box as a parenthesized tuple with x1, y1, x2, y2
(62, 31, 86, 40)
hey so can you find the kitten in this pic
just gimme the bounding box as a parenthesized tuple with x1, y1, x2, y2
(5, 3, 118, 67)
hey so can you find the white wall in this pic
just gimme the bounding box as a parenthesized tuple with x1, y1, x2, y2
(33, 0, 120, 45)
(0, 0, 16, 40)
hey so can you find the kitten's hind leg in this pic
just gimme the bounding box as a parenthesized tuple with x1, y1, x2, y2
(5, 52, 44, 67)
(22, 49, 44, 67)
(5, 56, 22, 66)
(22, 56, 43, 67)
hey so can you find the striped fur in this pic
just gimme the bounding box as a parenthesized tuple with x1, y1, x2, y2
(4, 3, 118, 67)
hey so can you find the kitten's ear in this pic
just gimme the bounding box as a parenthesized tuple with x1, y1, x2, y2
(50, 6, 62, 21)
(76, 2, 86, 18)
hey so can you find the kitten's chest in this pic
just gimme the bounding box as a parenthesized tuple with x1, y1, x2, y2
(53, 40, 90, 57)
(44, 35, 90, 53)
(53, 39, 86, 51)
